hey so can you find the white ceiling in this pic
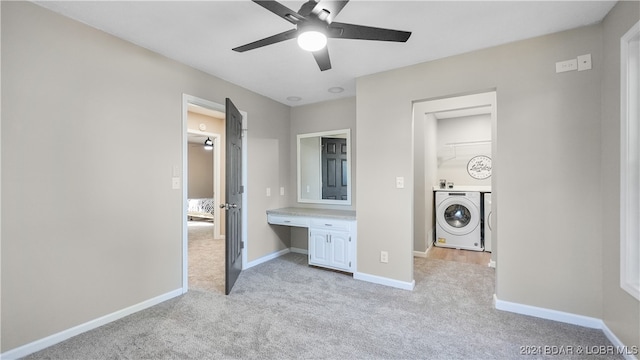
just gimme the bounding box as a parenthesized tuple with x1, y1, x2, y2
(34, 1, 616, 106)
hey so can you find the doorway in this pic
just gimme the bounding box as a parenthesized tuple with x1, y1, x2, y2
(412, 91, 497, 267)
(181, 94, 248, 294)
(187, 109, 224, 293)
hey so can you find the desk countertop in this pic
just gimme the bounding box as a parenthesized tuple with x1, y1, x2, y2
(266, 207, 356, 220)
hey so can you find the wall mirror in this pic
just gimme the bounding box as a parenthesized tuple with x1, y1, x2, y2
(297, 129, 351, 205)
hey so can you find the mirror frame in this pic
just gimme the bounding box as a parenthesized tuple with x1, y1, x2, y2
(297, 129, 351, 205)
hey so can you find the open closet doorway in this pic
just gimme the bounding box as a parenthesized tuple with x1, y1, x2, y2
(186, 105, 225, 293)
(413, 91, 497, 268)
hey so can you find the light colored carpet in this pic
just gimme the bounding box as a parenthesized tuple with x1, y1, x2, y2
(25, 253, 621, 359)
(188, 220, 224, 293)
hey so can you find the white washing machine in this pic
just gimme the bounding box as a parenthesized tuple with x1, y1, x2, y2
(435, 191, 483, 251)
(483, 193, 492, 252)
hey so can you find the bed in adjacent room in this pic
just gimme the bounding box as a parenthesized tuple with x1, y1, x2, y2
(188, 198, 215, 221)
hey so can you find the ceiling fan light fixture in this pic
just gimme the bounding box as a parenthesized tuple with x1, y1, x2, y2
(297, 30, 327, 52)
(204, 137, 213, 150)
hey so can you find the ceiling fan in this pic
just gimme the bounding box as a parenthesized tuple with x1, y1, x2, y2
(232, 0, 412, 71)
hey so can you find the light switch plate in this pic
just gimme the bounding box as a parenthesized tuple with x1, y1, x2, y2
(555, 59, 577, 73)
(396, 177, 404, 189)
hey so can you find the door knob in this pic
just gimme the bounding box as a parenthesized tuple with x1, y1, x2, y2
(219, 203, 238, 210)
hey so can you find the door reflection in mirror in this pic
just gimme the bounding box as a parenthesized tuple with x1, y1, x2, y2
(297, 129, 351, 205)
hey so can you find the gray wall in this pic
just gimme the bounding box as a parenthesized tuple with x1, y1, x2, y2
(356, 1, 639, 346)
(290, 96, 357, 211)
(413, 112, 438, 253)
(289, 98, 356, 250)
(3, 0, 638, 354)
(601, 0, 640, 349)
(187, 111, 225, 201)
(1, 2, 290, 351)
(357, 22, 605, 311)
(437, 114, 492, 187)
(188, 144, 214, 199)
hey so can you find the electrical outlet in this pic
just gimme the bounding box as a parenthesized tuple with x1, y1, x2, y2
(280, 187, 285, 196)
(380, 251, 389, 263)
(266, 187, 271, 197)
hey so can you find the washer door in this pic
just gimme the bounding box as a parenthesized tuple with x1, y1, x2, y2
(437, 196, 480, 235)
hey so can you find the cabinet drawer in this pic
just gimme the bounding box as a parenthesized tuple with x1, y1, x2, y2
(267, 214, 308, 227)
(309, 218, 351, 231)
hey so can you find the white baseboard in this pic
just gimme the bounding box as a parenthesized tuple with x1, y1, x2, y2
(494, 295, 638, 360)
(494, 294, 602, 328)
(354, 272, 415, 291)
(290, 247, 308, 255)
(602, 322, 639, 360)
(414, 233, 433, 258)
(413, 250, 428, 258)
(1, 288, 183, 360)
(244, 248, 290, 269)
(250, 248, 417, 292)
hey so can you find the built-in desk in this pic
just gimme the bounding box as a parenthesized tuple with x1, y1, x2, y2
(266, 207, 357, 273)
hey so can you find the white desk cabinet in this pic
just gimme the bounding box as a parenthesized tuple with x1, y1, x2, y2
(267, 208, 356, 273)
(309, 219, 353, 271)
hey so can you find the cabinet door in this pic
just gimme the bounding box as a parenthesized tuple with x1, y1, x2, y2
(328, 231, 351, 270)
(309, 231, 330, 266)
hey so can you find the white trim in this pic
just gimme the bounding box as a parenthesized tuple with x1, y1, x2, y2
(414, 229, 434, 257)
(413, 250, 428, 258)
(620, 20, 640, 301)
(494, 295, 639, 360)
(354, 272, 416, 291)
(241, 110, 248, 270)
(494, 295, 602, 329)
(602, 322, 639, 360)
(0, 289, 183, 360)
(296, 128, 352, 205)
(290, 247, 309, 255)
(245, 248, 291, 269)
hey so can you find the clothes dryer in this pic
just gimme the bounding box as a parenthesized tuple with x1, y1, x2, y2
(435, 191, 482, 251)
(483, 192, 492, 252)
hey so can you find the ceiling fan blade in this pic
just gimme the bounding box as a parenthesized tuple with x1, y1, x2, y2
(232, 29, 298, 52)
(253, 0, 305, 24)
(313, 1, 349, 23)
(312, 47, 332, 71)
(329, 22, 411, 42)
